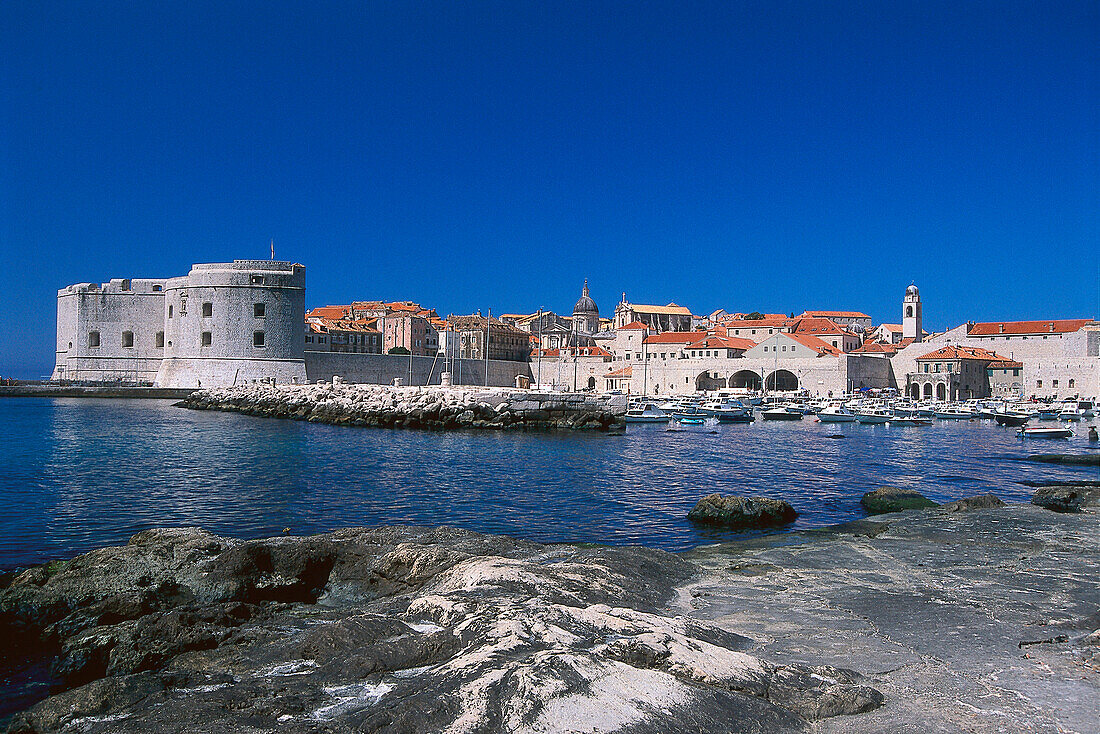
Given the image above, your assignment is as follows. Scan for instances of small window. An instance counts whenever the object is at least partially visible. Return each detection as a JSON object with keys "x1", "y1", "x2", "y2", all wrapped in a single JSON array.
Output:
[
  {"x1": 121, "y1": 279, "x2": 131, "y2": 291},
  {"x1": 1052, "y1": 379, "x2": 1059, "y2": 388},
  {"x1": 251, "y1": 274, "x2": 264, "y2": 285},
  {"x1": 1037, "y1": 380, "x2": 1042, "y2": 388},
  {"x1": 254, "y1": 303, "x2": 266, "y2": 318},
  {"x1": 155, "y1": 331, "x2": 164, "y2": 348},
  {"x1": 152, "y1": 284, "x2": 162, "y2": 292},
  {"x1": 201, "y1": 331, "x2": 212, "y2": 347},
  {"x1": 253, "y1": 331, "x2": 265, "y2": 347},
  {"x1": 202, "y1": 302, "x2": 212, "y2": 318},
  {"x1": 122, "y1": 331, "x2": 134, "y2": 348},
  {"x1": 168, "y1": 305, "x2": 173, "y2": 318},
  {"x1": 88, "y1": 331, "x2": 100, "y2": 348}
]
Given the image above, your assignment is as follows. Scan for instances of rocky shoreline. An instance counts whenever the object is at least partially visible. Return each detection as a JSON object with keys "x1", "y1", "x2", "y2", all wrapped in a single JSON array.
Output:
[
  {"x1": 178, "y1": 382, "x2": 628, "y2": 432},
  {"x1": 2, "y1": 499, "x2": 1097, "y2": 733}
]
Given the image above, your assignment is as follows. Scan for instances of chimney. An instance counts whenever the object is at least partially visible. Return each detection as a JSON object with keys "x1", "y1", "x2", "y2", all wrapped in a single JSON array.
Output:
[
  {"x1": 999, "y1": 324, "x2": 1005, "y2": 333},
  {"x1": 1049, "y1": 322, "x2": 1055, "y2": 332}
]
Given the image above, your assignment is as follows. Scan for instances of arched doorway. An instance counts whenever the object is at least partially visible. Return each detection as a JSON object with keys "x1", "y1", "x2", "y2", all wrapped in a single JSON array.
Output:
[
  {"x1": 765, "y1": 370, "x2": 798, "y2": 391},
  {"x1": 936, "y1": 383, "x2": 946, "y2": 401},
  {"x1": 923, "y1": 383, "x2": 933, "y2": 398},
  {"x1": 909, "y1": 383, "x2": 920, "y2": 399},
  {"x1": 695, "y1": 371, "x2": 726, "y2": 392},
  {"x1": 587, "y1": 376, "x2": 596, "y2": 390},
  {"x1": 730, "y1": 370, "x2": 762, "y2": 390}
]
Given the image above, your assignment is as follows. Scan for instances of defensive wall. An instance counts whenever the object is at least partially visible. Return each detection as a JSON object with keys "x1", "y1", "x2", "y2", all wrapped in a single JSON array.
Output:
[{"x1": 304, "y1": 351, "x2": 532, "y2": 388}]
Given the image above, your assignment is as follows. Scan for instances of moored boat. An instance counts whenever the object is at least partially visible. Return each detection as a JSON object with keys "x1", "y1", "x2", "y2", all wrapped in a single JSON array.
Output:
[
  {"x1": 1017, "y1": 426, "x2": 1073, "y2": 439},
  {"x1": 817, "y1": 405, "x2": 858, "y2": 423},
  {"x1": 889, "y1": 416, "x2": 932, "y2": 426},
  {"x1": 993, "y1": 411, "x2": 1029, "y2": 427},
  {"x1": 855, "y1": 408, "x2": 892, "y2": 424},
  {"x1": 625, "y1": 403, "x2": 670, "y2": 423},
  {"x1": 761, "y1": 405, "x2": 803, "y2": 421}
]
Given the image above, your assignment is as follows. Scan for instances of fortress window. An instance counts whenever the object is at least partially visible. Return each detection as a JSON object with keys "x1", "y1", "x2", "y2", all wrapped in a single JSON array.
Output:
[
  {"x1": 152, "y1": 285, "x2": 162, "y2": 292},
  {"x1": 121, "y1": 279, "x2": 131, "y2": 291},
  {"x1": 202, "y1": 302, "x2": 213, "y2": 318},
  {"x1": 168, "y1": 305, "x2": 173, "y2": 318},
  {"x1": 88, "y1": 331, "x2": 100, "y2": 348},
  {"x1": 122, "y1": 331, "x2": 134, "y2": 348},
  {"x1": 251, "y1": 275, "x2": 265, "y2": 285},
  {"x1": 254, "y1": 303, "x2": 266, "y2": 318},
  {"x1": 155, "y1": 332, "x2": 164, "y2": 348},
  {"x1": 201, "y1": 331, "x2": 212, "y2": 347},
  {"x1": 1069, "y1": 379, "x2": 1075, "y2": 388},
  {"x1": 253, "y1": 331, "x2": 265, "y2": 347}
]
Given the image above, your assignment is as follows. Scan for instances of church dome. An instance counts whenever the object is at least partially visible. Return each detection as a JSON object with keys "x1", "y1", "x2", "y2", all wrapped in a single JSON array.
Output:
[
  {"x1": 573, "y1": 279, "x2": 598, "y2": 316},
  {"x1": 906, "y1": 284, "x2": 919, "y2": 296}
]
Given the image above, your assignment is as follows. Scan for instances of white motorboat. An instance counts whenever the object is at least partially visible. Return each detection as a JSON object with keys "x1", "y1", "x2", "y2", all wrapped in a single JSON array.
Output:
[
  {"x1": 1018, "y1": 426, "x2": 1073, "y2": 439},
  {"x1": 1058, "y1": 405, "x2": 1084, "y2": 421},
  {"x1": 625, "y1": 403, "x2": 670, "y2": 423},
  {"x1": 761, "y1": 405, "x2": 803, "y2": 421},
  {"x1": 890, "y1": 416, "x2": 933, "y2": 426},
  {"x1": 935, "y1": 406, "x2": 978, "y2": 419},
  {"x1": 817, "y1": 405, "x2": 858, "y2": 423},
  {"x1": 855, "y1": 408, "x2": 892, "y2": 424}
]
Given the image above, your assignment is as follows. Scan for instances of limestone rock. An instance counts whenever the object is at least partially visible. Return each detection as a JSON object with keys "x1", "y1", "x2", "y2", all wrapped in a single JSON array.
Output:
[
  {"x1": 1, "y1": 526, "x2": 880, "y2": 733},
  {"x1": 687, "y1": 494, "x2": 798, "y2": 529},
  {"x1": 941, "y1": 493, "x2": 1006, "y2": 512},
  {"x1": 1031, "y1": 485, "x2": 1100, "y2": 513},
  {"x1": 860, "y1": 486, "x2": 939, "y2": 514}
]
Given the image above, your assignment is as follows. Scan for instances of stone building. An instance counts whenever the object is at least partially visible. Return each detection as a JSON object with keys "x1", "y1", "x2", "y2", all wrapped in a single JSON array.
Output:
[
  {"x1": 52, "y1": 278, "x2": 167, "y2": 383},
  {"x1": 905, "y1": 345, "x2": 1016, "y2": 401},
  {"x1": 797, "y1": 310, "x2": 873, "y2": 332},
  {"x1": 902, "y1": 285, "x2": 923, "y2": 342},
  {"x1": 447, "y1": 315, "x2": 531, "y2": 362},
  {"x1": 54, "y1": 260, "x2": 307, "y2": 387},
  {"x1": 612, "y1": 294, "x2": 692, "y2": 332}
]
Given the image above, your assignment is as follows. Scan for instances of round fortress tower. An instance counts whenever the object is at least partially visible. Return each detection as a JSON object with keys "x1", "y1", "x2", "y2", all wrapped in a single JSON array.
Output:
[{"x1": 155, "y1": 260, "x2": 306, "y2": 388}]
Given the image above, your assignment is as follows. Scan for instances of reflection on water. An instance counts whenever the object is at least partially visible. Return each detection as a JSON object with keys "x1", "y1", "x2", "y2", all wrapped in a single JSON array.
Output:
[{"x1": 0, "y1": 398, "x2": 1096, "y2": 568}]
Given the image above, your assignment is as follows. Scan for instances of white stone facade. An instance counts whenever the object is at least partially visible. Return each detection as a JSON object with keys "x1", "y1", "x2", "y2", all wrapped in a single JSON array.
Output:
[{"x1": 52, "y1": 261, "x2": 307, "y2": 388}]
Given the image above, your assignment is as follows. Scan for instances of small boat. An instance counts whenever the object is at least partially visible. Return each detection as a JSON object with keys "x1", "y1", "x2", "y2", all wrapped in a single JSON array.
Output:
[
  {"x1": 817, "y1": 405, "x2": 858, "y2": 423},
  {"x1": 890, "y1": 416, "x2": 932, "y2": 426},
  {"x1": 935, "y1": 406, "x2": 978, "y2": 419},
  {"x1": 761, "y1": 405, "x2": 803, "y2": 421},
  {"x1": 1058, "y1": 405, "x2": 1084, "y2": 421},
  {"x1": 855, "y1": 408, "x2": 892, "y2": 424},
  {"x1": 677, "y1": 416, "x2": 707, "y2": 425},
  {"x1": 1036, "y1": 407, "x2": 1060, "y2": 421},
  {"x1": 625, "y1": 403, "x2": 670, "y2": 423},
  {"x1": 1018, "y1": 426, "x2": 1073, "y2": 439},
  {"x1": 993, "y1": 411, "x2": 1029, "y2": 427}
]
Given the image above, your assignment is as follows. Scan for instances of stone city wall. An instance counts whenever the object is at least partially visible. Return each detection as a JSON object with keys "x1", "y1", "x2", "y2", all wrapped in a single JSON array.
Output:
[{"x1": 304, "y1": 351, "x2": 532, "y2": 388}]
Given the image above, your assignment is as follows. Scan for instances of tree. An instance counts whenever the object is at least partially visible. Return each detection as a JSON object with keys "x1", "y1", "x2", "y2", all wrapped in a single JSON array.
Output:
[
  {"x1": 388, "y1": 346, "x2": 410, "y2": 355},
  {"x1": 744, "y1": 312, "x2": 765, "y2": 320}
]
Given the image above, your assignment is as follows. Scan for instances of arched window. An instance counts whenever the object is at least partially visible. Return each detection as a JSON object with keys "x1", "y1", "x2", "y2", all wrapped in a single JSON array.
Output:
[{"x1": 906, "y1": 306, "x2": 913, "y2": 317}]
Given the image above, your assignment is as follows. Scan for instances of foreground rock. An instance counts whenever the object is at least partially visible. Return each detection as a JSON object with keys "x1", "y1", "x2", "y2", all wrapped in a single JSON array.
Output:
[
  {"x1": 1, "y1": 527, "x2": 880, "y2": 733},
  {"x1": 688, "y1": 494, "x2": 799, "y2": 529},
  {"x1": 685, "y1": 506, "x2": 1100, "y2": 733},
  {"x1": 859, "y1": 486, "x2": 938, "y2": 514},
  {"x1": 179, "y1": 382, "x2": 627, "y2": 432},
  {"x1": 941, "y1": 493, "x2": 1006, "y2": 512},
  {"x1": 1031, "y1": 485, "x2": 1100, "y2": 513},
  {"x1": 1026, "y1": 453, "x2": 1100, "y2": 466}
]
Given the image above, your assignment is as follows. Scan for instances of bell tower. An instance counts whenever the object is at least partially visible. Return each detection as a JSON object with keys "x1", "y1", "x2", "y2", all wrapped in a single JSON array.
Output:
[{"x1": 903, "y1": 283, "x2": 922, "y2": 342}]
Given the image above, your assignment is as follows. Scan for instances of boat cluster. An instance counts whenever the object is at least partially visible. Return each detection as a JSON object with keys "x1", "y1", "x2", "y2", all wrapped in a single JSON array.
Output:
[{"x1": 625, "y1": 393, "x2": 1096, "y2": 439}]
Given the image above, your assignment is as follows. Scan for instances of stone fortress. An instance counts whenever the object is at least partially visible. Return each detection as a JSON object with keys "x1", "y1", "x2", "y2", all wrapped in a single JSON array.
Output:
[{"x1": 53, "y1": 260, "x2": 307, "y2": 388}]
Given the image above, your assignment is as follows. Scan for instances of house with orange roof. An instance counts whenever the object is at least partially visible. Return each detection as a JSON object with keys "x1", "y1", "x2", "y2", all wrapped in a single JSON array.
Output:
[
  {"x1": 788, "y1": 317, "x2": 862, "y2": 352},
  {"x1": 612, "y1": 294, "x2": 693, "y2": 332},
  {"x1": 797, "y1": 310, "x2": 872, "y2": 331},
  {"x1": 905, "y1": 345, "x2": 1019, "y2": 401}
]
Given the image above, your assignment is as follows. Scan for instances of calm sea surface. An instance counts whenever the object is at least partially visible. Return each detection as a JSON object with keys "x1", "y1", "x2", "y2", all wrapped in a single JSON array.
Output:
[{"x1": 1, "y1": 398, "x2": 1097, "y2": 569}]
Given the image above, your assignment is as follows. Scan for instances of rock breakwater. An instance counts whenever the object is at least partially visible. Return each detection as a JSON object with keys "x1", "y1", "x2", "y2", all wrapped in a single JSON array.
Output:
[{"x1": 179, "y1": 382, "x2": 628, "y2": 432}]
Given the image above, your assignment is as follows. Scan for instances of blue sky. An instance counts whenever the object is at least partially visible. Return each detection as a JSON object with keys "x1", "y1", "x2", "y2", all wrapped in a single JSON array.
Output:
[{"x1": 2, "y1": 1, "x2": 1097, "y2": 377}]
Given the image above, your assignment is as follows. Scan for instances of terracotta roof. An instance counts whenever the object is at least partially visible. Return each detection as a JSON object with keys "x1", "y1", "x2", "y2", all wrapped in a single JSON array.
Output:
[
  {"x1": 721, "y1": 317, "x2": 792, "y2": 330},
  {"x1": 617, "y1": 321, "x2": 650, "y2": 330},
  {"x1": 799, "y1": 310, "x2": 871, "y2": 319},
  {"x1": 605, "y1": 365, "x2": 633, "y2": 378},
  {"x1": 966, "y1": 319, "x2": 1091, "y2": 336},
  {"x1": 643, "y1": 331, "x2": 707, "y2": 345},
  {"x1": 307, "y1": 305, "x2": 351, "y2": 320},
  {"x1": 685, "y1": 335, "x2": 756, "y2": 351},
  {"x1": 876, "y1": 324, "x2": 903, "y2": 333},
  {"x1": 790, "y1": 317, "x2": 852, "y2": 337},
  {"x1": 916, "y1": 345, "x2": 1014, "y2": 363},
  {"x1": 785, "y1": 333, "x2": 842, "y2": 356}
]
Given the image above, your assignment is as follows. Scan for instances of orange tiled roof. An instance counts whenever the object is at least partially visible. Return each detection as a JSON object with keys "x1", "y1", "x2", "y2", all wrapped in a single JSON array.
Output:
[
  {"x1": 790, "y1": 317, "x2": 852, "y2": 337},
  {"x1": 786, "y1": 333, "x2": 842, "y2": 356},
  {"x1": 617, "y1": 321, "x2": 649, "y2": 330},
  {"x1": 916, "y1": 345, "x2": 1014, "y2": 363},
  {"x1": 605, "y1": 365, "x2": 633, "y2": 378},
  {"x1": 721, "y1": 317, "x2": 793, "y2": 330},
  {"x1": 851, "y1": 341, "x2": 897, "y2": 354},
  {"x1": 307, "y1": 305, "x2": 351, "y2": 320},
  {"x1": 686, "y1": 335, "x2": 756, "y2": 350},
  {"x1": 966, "y1": 319, "x2": 1091, "y2": 336}
]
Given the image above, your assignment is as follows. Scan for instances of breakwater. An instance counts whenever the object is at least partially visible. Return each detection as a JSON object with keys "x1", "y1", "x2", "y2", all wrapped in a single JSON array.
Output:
[{"x1": 179, "y1": 381, "x2": 628, "y2": 431}]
